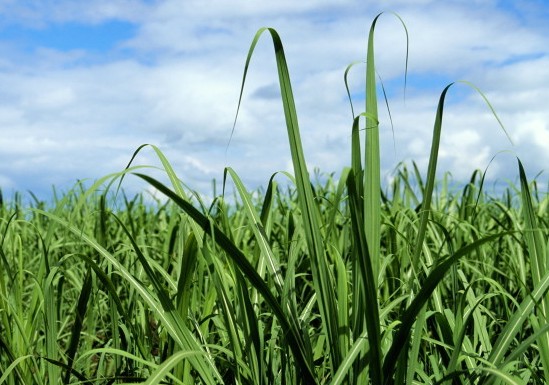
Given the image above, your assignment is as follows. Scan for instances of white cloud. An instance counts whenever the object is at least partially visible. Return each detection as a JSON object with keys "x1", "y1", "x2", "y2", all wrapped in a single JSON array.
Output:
[{"x1": 0, "y1": 0, "x2": 548, "y2": 200}]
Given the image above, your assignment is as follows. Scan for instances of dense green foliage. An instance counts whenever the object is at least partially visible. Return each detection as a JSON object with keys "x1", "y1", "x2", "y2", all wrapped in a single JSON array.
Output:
[
  {"x1": 1, "y1": 13, "x2": 548, "y2": 385},
  {"x1": 1, "y1": 164, "x2": 548, "y2": 385}
]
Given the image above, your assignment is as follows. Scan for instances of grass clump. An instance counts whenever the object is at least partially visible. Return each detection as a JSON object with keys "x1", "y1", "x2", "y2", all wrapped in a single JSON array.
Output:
[{"x1": 1, "y1": 12, "x2": 549, "y2": 385}]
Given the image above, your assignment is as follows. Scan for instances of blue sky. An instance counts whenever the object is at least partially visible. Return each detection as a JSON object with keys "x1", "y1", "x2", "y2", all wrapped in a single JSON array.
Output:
[
  {"x1": 1, "y1": 20, "x2": 136, "y2": 52},
  {"x1": 0, "y1": 0, "x2": 548, "y2": 201}
]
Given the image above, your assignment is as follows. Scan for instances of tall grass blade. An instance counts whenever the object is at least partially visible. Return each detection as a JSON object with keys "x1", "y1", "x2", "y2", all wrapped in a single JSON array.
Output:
[
  {"x1": 63, "y1": 268, "x2": 92, "y2": 384},
  {"x1": 364, "y1": 12, "x2": 408, "y2": 285},
  {"x1": 517, "y1": 159, "x2": 549, "y2": 378},
  {"x1": 347, "y1": 169, "x2": 382, "y2": 383},
  {"x1": 44, "y1": 266, "x2": 60, "y2": 385},
  {"x1": 224, "y1": 167, "x2": 284, "y2": 294},
  {"x1": 234, "y1": 26, "x2": 340, "y2": 374},
  {"x1": 411, "y1": 81, "x2": 511, "y2": 271}
]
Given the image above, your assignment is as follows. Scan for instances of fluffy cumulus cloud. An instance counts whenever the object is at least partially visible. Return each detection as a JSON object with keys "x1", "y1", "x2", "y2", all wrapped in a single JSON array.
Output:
[{"x1": 0, "y1": 0, "x2": 548, "y2": 201}]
